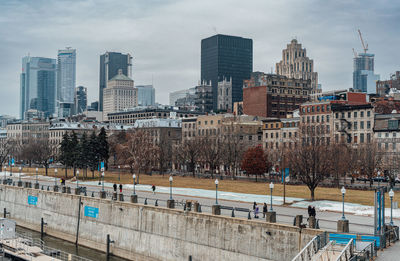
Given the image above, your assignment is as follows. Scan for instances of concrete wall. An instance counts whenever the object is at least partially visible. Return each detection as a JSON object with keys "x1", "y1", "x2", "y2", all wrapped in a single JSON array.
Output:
[{"x1": 0, "y1": 185, "x2": 322, "y2": 261}]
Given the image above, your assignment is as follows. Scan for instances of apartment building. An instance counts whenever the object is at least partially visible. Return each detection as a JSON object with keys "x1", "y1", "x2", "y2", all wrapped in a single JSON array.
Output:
[{"x1": 263, "y1": 111, "x2": 300, "y2": 150}]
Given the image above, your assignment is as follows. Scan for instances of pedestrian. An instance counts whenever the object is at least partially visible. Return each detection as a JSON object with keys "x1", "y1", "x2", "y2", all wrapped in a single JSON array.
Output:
[
  {"x1": 113, "y1": 183, "x2": 117, "y2": 192},
  {"x1": 255, "y1": 205, "x2": 259, "y2": 219},
  {"x1": 253, "y1": 201, "x2": 257, "y2": 211},
  {"x1": 308, "y1": 205, "x2": 312, "y2": 217},
  {"x1": 263, "y1": 203, "x2": 268, "y2": 218},
  {"x1": 152, "y1": 185, "x2": 156, "y2": 194},
  {"x1": 311, "y1": 206, "x2": 316, "y2": 217},
  {"x1": 119, "y1": 184, "x2": 122, "y2": 193}
]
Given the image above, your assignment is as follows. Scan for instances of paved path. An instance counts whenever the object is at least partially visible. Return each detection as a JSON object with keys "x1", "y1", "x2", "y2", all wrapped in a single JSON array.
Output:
[
  {"x1": 8, "y1": 175, "x2": 387, "y2": 235},
  {"x1": 376, "y1": 241, "x2": 400, "y2": 260}
]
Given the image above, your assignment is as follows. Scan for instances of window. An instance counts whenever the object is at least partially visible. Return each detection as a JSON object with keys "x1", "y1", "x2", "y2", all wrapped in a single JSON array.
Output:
[
  {"x1": 360, "y1": 121, "x2": 364, "y2": 129},
  {"x1": 353, "y1": 122, "x2": 358, "y2": 130},
  {"x1": 361, "y1": 111, "x2": 364, "y2": 117},
  {"x1": 367, "y1": 121, "x2": 371, "y2": 129},
  {"x1": 393, "y1": 143, "x2": 396, "y2": 150},
  {"x1": 335, "y1": 113, "x2": 339, "y2": 119},
  {"x1": 283, "y1": 132, "x2": 287, "y2": 138},
  {"x1": 386, "y1": 133, "x2": 389, "y2": 138},
  {"x1": 249, "y1": 135, "x2": 252, "y2": 141},
  {"x1": 270, "y1": 133, "x2": 273, "y2": 138},
  {"x1": 394, "y1": 133, "x2": 397, "y2": 138},
  {"x1": 321, "y1": 115, "x2": 325, "y2": 122},
  {"x1": 354, "y1": 111, "x2": 357, "y2": 118},
  {"x1": 360, "y1": 133, "x2": 364, "y2": 143},
  {"x1": 210, "y1": 120, "x2": 213, "y2": 125},
  {"x1": 276, "y1": 133, "x2": 279, "y2": 138},
  {"x1": 205, "y1": 121, "x2": 208, "y2": 125},
  {"x1": 388, "y1": 120, "x2": 399, "y2": 130},
  {"x1": 327, "y1": 115, "x2": 330, "y2": 122},
  {"x1": 367, "y1": 111, "x2": 371, "y2": 117},
  {"x1": 367, "y1": 133, "x2": 371, "y2": 143},
  {"x1": 385, "y1": 143, "x2": 389, "y2": 150}
]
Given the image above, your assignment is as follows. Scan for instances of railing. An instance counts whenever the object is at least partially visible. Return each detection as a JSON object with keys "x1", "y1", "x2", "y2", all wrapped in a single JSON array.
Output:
[
  {"x1": 291, "y1": 235, "x2": 321, "y2": 261},
  {"x1": 336, "y1": 238, "x2": 354, "y2": 261},
  {"x1": 355, "y1": 241, "x2": 376, "y2": 260}
]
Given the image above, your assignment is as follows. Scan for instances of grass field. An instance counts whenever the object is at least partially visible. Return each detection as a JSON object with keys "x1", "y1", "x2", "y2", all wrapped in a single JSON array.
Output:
[{"x1": 13, "y1": 167, "x2": 398, "y2": 207}]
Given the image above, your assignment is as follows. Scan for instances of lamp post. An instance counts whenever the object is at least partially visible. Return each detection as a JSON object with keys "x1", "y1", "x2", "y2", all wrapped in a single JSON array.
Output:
[
  {"x1": 389, "y1": 189, "x2": 394, "y2": 226},
  {"x1": 19, "y1": 167, "x2": 22, "y2": 183},
  {"x1": 132, "y1": 174, "x2": 136, "y2": 195},
  {"x1": 36, "y1": 167, "x2": 39, "y2": 184},
  {"x1": 76, "y1": 170, "x2": 79, "y2": 189},
  {"x1": 341, "y1": 186, "x2": 346, "y2": 220},
  {"x1": 169, "y1": 176, "x2": 173, "y2": 200},
  {"x1": 54, "y1": 169, "x2": 58, "y2": 186},
  {"x1": 118, "y1": 165, "x2": 121, "y2": 181},
  {"x1": 269, "y1": 182, "x2": 274, "y2": 211},
  {"x1": 215, "y1": 179, "x2": 219, "y2": 205}
]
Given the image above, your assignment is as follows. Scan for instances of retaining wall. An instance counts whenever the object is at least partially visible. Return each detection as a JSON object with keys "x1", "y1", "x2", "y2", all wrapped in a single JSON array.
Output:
[{"x1": 0, "y1": 185, "x2": 322, "y2": 260}]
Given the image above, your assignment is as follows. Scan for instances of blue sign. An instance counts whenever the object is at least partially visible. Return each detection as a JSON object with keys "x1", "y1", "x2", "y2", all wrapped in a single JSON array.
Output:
[
  {"x1": 281, "y1": 168, "x2": 290, "y2": 183},
  {"x1": 84, "y1": 206, "x2": 99, "y2": 218},
  {"x1": 28, "y1": 196, "x2": 38, "y2": 206}
]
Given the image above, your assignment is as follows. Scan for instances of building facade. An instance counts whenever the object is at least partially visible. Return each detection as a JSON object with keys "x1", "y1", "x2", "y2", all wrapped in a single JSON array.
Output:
[
  {"x1": 201, "y1": 34, "x2": 253, "y2": 110},
  {"x1": 57, "y1": 47, "x2": 76, "y2": 117},
  {"x1": 243, "y1": 72, "x2": 311, "y2": 118},
  {"x1": 217, "y1": 77, "x2": 232, "y2": 111},
  {"x1": 74, "y1": 86, "x2": 87, "y2": 115},
  {"x1": 194, "y1": 81, "x2": 213, "y2": 112},
  {"x1": 20, "y1": 56, "x2": 57, "y2": 120},
  {"x1": 376, "y1": 71, "x2": 400, "y2": 97},
  {"x1": 103, "y1": 70, "x2": 137, "y2": 120},
  {"x1": 276, "y1": 39, "x2": 319, "y2": 95},
  {"x1": 353, "y1": 53, "x2": 380, "y2": 93},
  {"x1": 263, "y1": 112, "x2": 300, "y2": 151},
  {"x1": 169, "y1": 88, "x2": 196, "y2": 106},
  {"x1": 136, "y1": 85, "x2": 155, "y2": 106},
  {"x1": 99, "y1": 52, "x2": 132, "y2": 111}
]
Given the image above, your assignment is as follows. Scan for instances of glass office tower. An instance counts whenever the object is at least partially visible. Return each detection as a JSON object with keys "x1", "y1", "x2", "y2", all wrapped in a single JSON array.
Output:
[
  {"x1": 353, "y1": 53, "x2": 380, "y2": 94},
  {"x1": 20, "y1": 56, "x2": 57, "y2": 119},
  {"x1": 57, "y1": 47, "x2": 76, "y2": 117},
  {"x1": 99, "y1": 52, "x2": 132, "y2": 111},
  {"x1": 136, "y1": 85, "x2": 155, "y2": 106},
  {"x1": 201, "y1": 34, "x2": 253, "y2": 111}
]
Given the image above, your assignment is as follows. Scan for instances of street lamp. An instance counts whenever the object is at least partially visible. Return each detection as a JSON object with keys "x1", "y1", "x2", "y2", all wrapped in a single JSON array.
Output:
[
  {"x1": 215, "y1": 179, "x2": 219, "y2": 205},
  {"x1": 132, "y1": 174, "x2": 136, "y2": 195},
  {"x1": 169, "y1": 175, "x2": 173, "y2": 200},
  {"x1": 35, "y1": 167, "x2": 39, "y2": 185},
  {"x1": 118, "y1": 165, "x2": 121, "y2": 181},
  {"x1": 54, "y1": 168, "x2": 58, "y2": 186},
  {"x1": 269, "y1": 182, "x2": 274, "y2": 211},
  {"x1": 389, "y1": 189, "x2": 395, "y2": 226},
  {"x1": 341, "y1": 186, "x2": 346, "y2": 220},
  {"x1": 76, "y1": 170, "x2": 79, "y2": 189},
  {"x1": 101, "y1": 171, "x2": 105, "y2": 192}
]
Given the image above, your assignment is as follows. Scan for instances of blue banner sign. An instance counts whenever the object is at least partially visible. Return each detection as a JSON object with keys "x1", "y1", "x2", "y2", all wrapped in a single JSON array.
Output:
[
  {"x1": 84, "y1": 206, "x2": 99, "y2": 218},
  {"x1": 28, "y1": 196, "x2": 38, "y2": 206}
]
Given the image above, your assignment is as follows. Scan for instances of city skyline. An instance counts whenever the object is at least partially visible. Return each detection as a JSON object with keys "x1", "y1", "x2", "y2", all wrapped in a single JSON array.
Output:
[{"x1": 1, "y1": 0, "x2": 400, "y2": 117}]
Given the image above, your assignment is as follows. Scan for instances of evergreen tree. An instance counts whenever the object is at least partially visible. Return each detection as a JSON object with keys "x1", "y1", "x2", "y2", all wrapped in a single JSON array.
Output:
[
  {"x1": 97, "y1": 127, "x2": 109, "y2": 169},
  {"x1": 88, "y1": 131, "x2": 99, "y2": 178},
  {"x1": 59, "y1": 132, "x2": 71, "y2": 177},
  {"x1": 77, "y1": 132, "x2": 89, "y2": 177},
  {"x1": 70, "y1": 131, "x2": 79, "y2": 176}
]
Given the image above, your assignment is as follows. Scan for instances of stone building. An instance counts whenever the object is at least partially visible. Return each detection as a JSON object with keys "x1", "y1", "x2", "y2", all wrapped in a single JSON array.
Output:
[
  {"x1": 376, "y1": 71, "x2": 400, "y2": 97},
  {"x1": 194, "y1": 81, "x2": 213, "y2": 112},
  {"x1": 243, "y1": 72, "x2": 311, "y2": 118},
  {"x1": 7, "y1": 121, "x2": 50, "y2": 145},
  {"x1": 134, "y1": 118, "x2": 182, "y2": 146},
  {"x1": 217, "y1": 77, "x2": 232, "y2": 112},
  {"x1": 276, "y1": 39, "x2": 319, "y2": 95},
  {"x1": 181, "y1": 117, "x2": 197, "y2": 140},
  {"x1": 103, "y1": 69, "x2": 137, "y2": 121}
]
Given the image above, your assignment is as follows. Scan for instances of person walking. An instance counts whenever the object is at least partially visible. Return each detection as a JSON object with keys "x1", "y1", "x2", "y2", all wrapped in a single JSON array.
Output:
[
  {"x1": 263, "y1": 203, "x2": 268, "y2": 218},
  {"x1": 311, "y1": 206, "x2": 316, "y2": 217},
  {"x1": 119, "y1": 184, "x2": 123, "y2": 193},
  {"x1": 254, "y1": 205, "x2": 259, "y2": 219},
  {"x1": 113, "y1": 183, "x2": 117, "y2": 192},
  {"x1": 152, "y1": 185, "x2": 156, "y2": 194},
  {"x1": 308, "y1": 205, "x2": 312, "y2": 217},
  {"x1": 253, "y1": 202, "x2": 257, "y2": 211}
]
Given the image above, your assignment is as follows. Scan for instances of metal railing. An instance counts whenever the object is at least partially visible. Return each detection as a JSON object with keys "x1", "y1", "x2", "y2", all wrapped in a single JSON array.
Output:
[
  {"x1": 336, "y1": 238, "x2": 354, "y2": 261},
  {"x1": 291, "y1": 235, "x2": 321, "y2": 261}
]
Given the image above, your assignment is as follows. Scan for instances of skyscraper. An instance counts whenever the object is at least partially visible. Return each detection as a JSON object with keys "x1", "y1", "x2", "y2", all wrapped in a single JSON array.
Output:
[
  {"x1": 136, "y1": 85, "x2": 155, "y2": 106},
  {"x1": 276, "y1": 39, "x2": 319, "y2": 95},
  {"x1": 353, "y1": 53, "x2": 380, "y2": 93},
  {"x1": 20, "y1": 56, "x2": 57, "y2": 120},
  {"x1": 99, "y1": 52, "x2": 132, "y2": 111},
  {"x1": 201, "y1": 34, "x2": 253, "y2": 111},
  {"x1": 57, "y1": 47, "x2": 76, "y2": 117},
  {"x1": 74, "y1": 86, "x2": 87, "y2": 114}
]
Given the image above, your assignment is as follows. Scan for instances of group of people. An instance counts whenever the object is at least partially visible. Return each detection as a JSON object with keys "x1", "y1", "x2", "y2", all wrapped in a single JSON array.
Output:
[
  {"x1": 253, "y1": 202, "x2": 268, "y2": 219},
  {"x1": 113, "y1": 183, "x2": 123, "y2": 193}
]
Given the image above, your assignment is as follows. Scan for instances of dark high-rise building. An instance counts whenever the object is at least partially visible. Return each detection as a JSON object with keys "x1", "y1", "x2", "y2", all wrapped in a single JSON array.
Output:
[
  {"x1": 99, "y1": 52, "x2": 132, "y2": 111},
  {"x1": 201, "y1": 34, "x2": 252, "y2": 111}
]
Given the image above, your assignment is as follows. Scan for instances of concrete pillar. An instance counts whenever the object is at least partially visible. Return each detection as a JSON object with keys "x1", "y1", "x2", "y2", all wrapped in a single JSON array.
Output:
[
  {"x1": 2, "y1": 180, "x2": 7, "y2": 185},
  {"x1": 167, "y1": 199, "x2": 175, "y2": 209},
  {"x1": 66, "y1": 187, "x2": 71, "y2": 194},
  {"x1": 337, "y1": 219, "x2": 349, "y2": 233},
  {"x1": 295, "y1": 215, "x2": 303, "y2": 227},
  {"x1": 100, "y1": 191, "x2": 106, "y2": 199},
  {"x1": 130, "y1": 195, "x2": 138, "y2": 203},
  {"x1": 212, "y1": 205, "x2": 221, "y2": 215},
  {"x1": 193, "y1": 202, "x2": 200, "y2": 212},
  {"x1": 308, "y1": 216, "x2": 316, "y2": 229},
  {"x1": 34, "y1": 183, "x2": 40, "y2": 189},
  {"x1": 185, "y1": 202, "x2": 192, "y2": 211},
  {"x1": 112, "y1": 192, "x2": 117, "y2": 200},
  {"x1": 17, "y1": 181, "x2": 23, "y2": 187},
  {"x1": 119, "y1": 194, "x2": 124, "y2": 202},
  {"x1": 62, "y1": 186, "x2": 66, "y2": 193},
  {"x1": 53, "y1": 185, "x2": 59, "y2": 192},
  {"x1": 74, "y1": 188, "x2": 80, "y2": 195},
  {"x1": 265, "y1": 212, "x2": 276, "y2": 223}
]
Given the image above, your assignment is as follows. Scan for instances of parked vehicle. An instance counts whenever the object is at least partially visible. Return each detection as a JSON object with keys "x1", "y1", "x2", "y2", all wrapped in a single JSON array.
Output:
[{"x1": 372, "y1": 176, "x2": 388, "y2": 182}]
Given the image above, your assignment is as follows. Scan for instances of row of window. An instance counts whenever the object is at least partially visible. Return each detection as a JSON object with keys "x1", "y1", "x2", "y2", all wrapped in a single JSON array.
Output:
[
  {"x1": 265, "y1": 131, "x2": 298, "y2": 139},
  {"x1": 302, "y1": 115, "x2": 331, "y2": 123},
  {"x1": 335, "y1": 110, "x2": 372, "y2": 119},
  {"x1": 197, "y1": 119, "x2": 221, "y2": 126},
  {"x1": 302, "y1": 104, "x2": 331, "y2": 114}
]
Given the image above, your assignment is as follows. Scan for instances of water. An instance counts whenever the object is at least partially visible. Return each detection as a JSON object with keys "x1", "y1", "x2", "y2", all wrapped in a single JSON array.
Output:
[{"x1": 15, "y1": 226, "x2": 128, "y2": 261}]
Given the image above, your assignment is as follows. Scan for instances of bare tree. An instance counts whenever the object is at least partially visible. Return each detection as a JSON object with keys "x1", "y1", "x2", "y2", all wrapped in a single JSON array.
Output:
[
  {"x1": 0, "y1": 139, "x2": 14, "y2": 170},
  {"x1": 199, "y1": 136, "x2": 223, "y2": 178},
  {"x1": 33, "y1": 138, "x2": 56, "y2": 176},
  {"x1": 356, "y1": 143, "x2": 382, "y2": 187},
  {"x1": 155, "y1": 131, "x2": 173, "y2": 176},
  {"x1": 175, "y1": 138, "x2": 201, "y2": 177},
  {"x1": 222, "y1": 127, "x2": 246, "y2": 179}
]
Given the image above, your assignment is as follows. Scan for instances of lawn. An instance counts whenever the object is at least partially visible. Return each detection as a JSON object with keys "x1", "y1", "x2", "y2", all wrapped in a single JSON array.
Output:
[{"x1": 14, "y1": 167, "x2": 397, "y2": 207}]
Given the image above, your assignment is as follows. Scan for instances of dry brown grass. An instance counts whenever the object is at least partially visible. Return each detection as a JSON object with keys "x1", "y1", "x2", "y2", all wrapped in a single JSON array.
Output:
[{"x1": 17, "y1": 167, "x2": 397, "y2": 207}]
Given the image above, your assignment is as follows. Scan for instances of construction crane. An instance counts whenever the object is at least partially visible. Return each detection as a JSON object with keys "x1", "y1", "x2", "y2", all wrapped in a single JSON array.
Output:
[
  {"x1": 352, "y1": 48, "x2": 357, "y2": 58},
  {"x1": 358, "y1": 29, "x2": 368, "y2": 53}
]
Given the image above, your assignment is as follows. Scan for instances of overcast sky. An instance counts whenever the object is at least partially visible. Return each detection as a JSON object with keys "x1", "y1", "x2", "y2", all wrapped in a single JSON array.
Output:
[{"x1": 0, "y1": 0, "x2": 399, "y2": 117}]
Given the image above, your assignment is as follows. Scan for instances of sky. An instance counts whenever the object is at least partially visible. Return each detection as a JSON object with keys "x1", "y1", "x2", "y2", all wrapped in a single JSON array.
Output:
[{"x1": 0, "y1": 0, "x2": 399, "y2": 117}]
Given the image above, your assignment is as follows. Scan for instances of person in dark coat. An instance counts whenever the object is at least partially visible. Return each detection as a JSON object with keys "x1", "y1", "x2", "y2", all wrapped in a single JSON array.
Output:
[
  {"x1": 263, "y1": 203, "x2": 268, "y2": 218},
  {"x1": 113, "y1": 183, "x2": 117, "y2": 192},
  {"x1": 308, "y1": 205, "x2": 312, "y2": 217},
  {"x1": 119, "y1": 184, "x2": 123, "y2": 193},
  {"x1": 311, "y1": 207, "x2": 316, "y2": 217},
  {"x1": 152, "y1": 185, "x2": 156, "y2": 194}
]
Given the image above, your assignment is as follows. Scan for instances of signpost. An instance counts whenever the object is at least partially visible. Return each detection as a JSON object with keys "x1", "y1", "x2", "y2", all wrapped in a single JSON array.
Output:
[
  {"x1": 28, "y1": 196, "x2": 38, "y2": 206},
  {"x1": 84, "y1": 206, "x2": 99, "y2": 218}
]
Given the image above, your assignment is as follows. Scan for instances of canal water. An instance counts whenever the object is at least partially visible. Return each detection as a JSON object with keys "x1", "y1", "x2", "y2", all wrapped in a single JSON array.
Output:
[{"x1": 15, "y1": 226, "x2": 128, "y2": 261}]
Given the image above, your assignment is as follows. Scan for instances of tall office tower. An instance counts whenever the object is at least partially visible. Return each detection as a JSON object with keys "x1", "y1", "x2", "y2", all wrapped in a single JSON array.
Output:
[
  {"x1": 20, "y1": 56, "x2": 57, "y2": 120},
  {"x1": 276, "y1": 39, "x2": 319, "y2": 95},
  {"x1": 136, "y1": 85, "x2": 155, "y2": 106},
  {"x1": 103, "y1": 69, "x2": 137, "y2": 120},
  {"x1": 99, "y1": 52, "x2": 132, "y2": 111},
  {"x1": 353, "y1": 53, "x2": 380, "y2": 93},
  {"x1": 74, "y1": 86, "x2": 87, "y2": 115},
  {"x1": 201, "y1": 34, "x2": 253, "y2": 111},
  {"x1": 57, "y1": 47, "x2": 76, "y2": 117}
]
